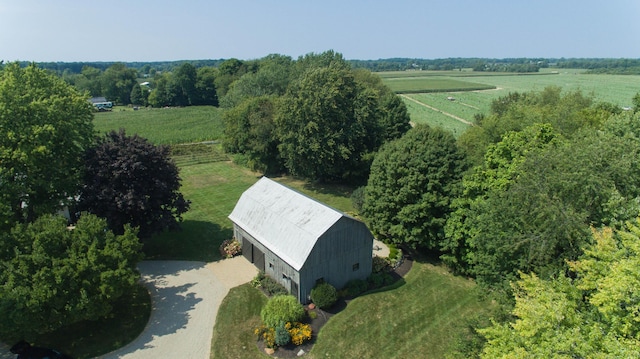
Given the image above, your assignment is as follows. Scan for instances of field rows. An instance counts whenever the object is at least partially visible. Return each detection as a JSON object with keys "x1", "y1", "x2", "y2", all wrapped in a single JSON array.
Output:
[
  {"x1": 93, "y1": 106, "x2": 225, "y2": 145},
  {"x1": 386, "y1": 70, "x2": 640, "y2": 133}
]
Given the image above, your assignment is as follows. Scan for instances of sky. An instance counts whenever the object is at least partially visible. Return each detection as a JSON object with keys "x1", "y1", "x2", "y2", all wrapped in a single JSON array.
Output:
[{"x1": 1, "y1": 0, "x2": 639, "y2": 62}]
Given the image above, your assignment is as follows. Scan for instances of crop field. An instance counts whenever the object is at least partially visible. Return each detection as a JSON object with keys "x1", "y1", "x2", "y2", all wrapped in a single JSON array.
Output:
[
  {"x1": 383, "y1": 69, "x2": 640, "y2": 133},
  {"x1": 384, "y1": 77, "x2": 495, "y2": 94},
  {"x1": 93, "y1": 106, "x2": 225, "y2": 145}
]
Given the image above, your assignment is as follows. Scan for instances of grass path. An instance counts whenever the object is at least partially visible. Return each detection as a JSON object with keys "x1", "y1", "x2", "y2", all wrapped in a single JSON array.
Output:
[{"x1": 400, "y1": 94, "x2": 475, "y2": 126}]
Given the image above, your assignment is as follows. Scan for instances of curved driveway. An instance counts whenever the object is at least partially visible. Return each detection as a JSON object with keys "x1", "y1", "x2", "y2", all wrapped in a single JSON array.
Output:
[
  {"x1": 0, "y1": 257, "x2": 257, "y2": 359},
  {"x1": 101, "y1": 258, "x2": 257, "y2": 359}
]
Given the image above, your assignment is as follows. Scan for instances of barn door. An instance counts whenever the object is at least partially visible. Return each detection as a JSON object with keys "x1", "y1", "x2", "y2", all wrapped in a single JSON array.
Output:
[
  {"x1": 291, "y1": 280, "x2": 299, "y2": 299},
  {"x1": 242, "y1": 237, "x2": 252, "y2": 262},
  {"x1": 253, "y1": 245, "x2": 265, "y2": 271}
]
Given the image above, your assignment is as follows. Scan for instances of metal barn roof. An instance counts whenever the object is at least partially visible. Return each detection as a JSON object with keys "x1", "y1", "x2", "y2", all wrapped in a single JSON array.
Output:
[{"x1": 228, "y1": 177, "x2": 346, "y2": 270}]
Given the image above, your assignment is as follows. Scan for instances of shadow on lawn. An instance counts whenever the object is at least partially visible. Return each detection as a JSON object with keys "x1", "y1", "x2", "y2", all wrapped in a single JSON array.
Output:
[{"x1": 144, "y1": 220, "x2": 232, "y2": 262}]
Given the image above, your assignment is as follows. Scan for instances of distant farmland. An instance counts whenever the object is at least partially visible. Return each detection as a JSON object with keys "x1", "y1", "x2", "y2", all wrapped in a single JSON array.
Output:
[
  {"x1": 382, "y1": 69, "x2": 640, "y2": 135},
  {"x1": 384, "y1": 77, "x2": 495, "y2": 94}
]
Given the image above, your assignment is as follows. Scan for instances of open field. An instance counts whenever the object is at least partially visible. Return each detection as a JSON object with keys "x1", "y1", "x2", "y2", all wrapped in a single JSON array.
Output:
[
  {"x1": 93, "y1": 106, "x2": 225, "y2": 145},
  {"x1": 384, "y1": 70, "x2": 640, "y2": 131}
]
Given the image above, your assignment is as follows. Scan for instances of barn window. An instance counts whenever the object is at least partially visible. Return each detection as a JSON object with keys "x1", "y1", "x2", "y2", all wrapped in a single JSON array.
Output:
[
  {"x1": 269, "y1": 262, "x2": 273, "y2": 268},
  {"x1": 352, "y1": 263, "x2": 360, "y2": 271}
]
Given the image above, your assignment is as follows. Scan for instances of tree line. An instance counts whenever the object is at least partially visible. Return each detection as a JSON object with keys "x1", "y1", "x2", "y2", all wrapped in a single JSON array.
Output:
[
  {"x1": 0, "y1": 63, "x2": 190, "y2": 340},
  {"x1": 221, "y1": 51, "x2": 412, "y2": 183}
]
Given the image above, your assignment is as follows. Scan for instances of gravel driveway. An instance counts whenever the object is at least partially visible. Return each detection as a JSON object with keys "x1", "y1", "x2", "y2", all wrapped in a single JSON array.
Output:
[{"x1": 0, "y1": 257, "x2": 257, "y2": 359}]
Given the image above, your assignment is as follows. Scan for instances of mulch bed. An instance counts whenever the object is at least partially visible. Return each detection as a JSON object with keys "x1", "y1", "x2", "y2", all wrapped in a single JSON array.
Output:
[{"x1": 258, "y1": 255, "x2": 414, "y2": 357}]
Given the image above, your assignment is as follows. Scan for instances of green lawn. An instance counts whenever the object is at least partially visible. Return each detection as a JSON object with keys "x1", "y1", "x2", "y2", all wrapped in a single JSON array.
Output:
[
  {"x1": 309, "y1": 261, "x2": 493, "y2": 359},
  {"x1": 210, "y1": 260, "x2": 495, "y2": 359},
  {"x1": 93, "y1": 106, "x2": 225, "y2": 145},
  {"x1": 144, "y1": 160, "x2": 262, "y2": 261},
  {"x1": 210, "y1": 283, "x2": 269, "y2": 359}
]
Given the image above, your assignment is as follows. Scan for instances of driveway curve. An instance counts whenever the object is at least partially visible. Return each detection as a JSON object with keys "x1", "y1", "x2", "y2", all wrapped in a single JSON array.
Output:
[
  {"x1": 101, "y1": 258, "x2": 257, "y2": 359},
  {"x1": 0, "y1": 257, "x2": 257, "y2": 359}
]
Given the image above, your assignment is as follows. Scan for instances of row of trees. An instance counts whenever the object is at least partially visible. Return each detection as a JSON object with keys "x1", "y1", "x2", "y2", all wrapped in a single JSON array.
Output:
[
  {"x1": 222, "y1": 51, "x2": 412, "y2": 183},
  {"x1": 358, "y1": 84, "x2": 640, "y2": 356},
  {"x1": 63, "y1": 62, "x2": 219, "y2": 107},
  {"x1": 0, "y1": 63, "x2": 189, "y2": 339}
]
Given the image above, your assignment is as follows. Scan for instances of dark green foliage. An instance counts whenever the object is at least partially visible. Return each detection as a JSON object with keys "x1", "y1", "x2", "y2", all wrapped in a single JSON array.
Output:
[
  {"x1": 367, "y1": 272, "x2": 394, "y2": 290},
  {"x1": 310, "y1": 282, "x2": 338, "y2": 309},
  {"x1": 260, "y1": 295, "x2": 305, "y2": 329},
  {"x1": 101, "y1": 63, "x2": 137, "y2": 105},
  {"x1": 0, "y1": 63, "x2": 95, "y2": 227},
  {"x1": 363, "y1": 125, "x2": 467, "y2": 250},
  {"x1": 372, "y1": 256, "x2": 391, "y2": 273},
  {"x1": 129, "y1": 83, "x2": 148, "y2": 106},
  {"x1": 222, "y1": 96, "x2": 283, "y2": 174},
  {"x1": 0, "y1": 214, "x2": 142, "y2": 339},
  {"x1": 343, "y1": 279, "x2": 369, "y2": 298},
  {"x1": 274, "y1": 322, "x2": 291, "y2": 347},
  {"x1": 221, "y1": 51, "x2": 410, "y2": 183},
  {"x1": 79, "y1": 130, "x2": 190, "y2": 239},
  {"x1": 458, "y1": 86, "x2": 606, "y2": 165},
  {"x1": 350, "y1": 186, "x2": 366, "y2": 214},
  {"x1": 445, "y1": 91, "x2": 640, "y2": 293},
  {"x1": 276, "y1": 65, "x2": 380, "y2": 182},
  {"x1": 251, "y1": 272, "x2": 289, "y2": 297}
]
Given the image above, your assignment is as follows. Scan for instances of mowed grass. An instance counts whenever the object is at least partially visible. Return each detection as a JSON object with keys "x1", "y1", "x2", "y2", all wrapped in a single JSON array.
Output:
[
  {"x1": 210, "y1": 283, "x2": 269, "y2": 359},
  {"x1": 93, "y1": 106, "x2": 225, "y2": 145},
  {"x1": 143, "y1": 161, "x2": 262, "y2": 261},
  {"x1": 210, "y1": 259, "x2": 495, "y2": 359},
  {"x1": 309, "y1": 261, "x2": 493, "y2": 359}
]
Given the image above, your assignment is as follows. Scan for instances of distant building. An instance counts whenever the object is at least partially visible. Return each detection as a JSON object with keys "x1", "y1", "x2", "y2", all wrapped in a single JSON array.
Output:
[
  {"x1": 229, "y1": 177, "x2": 373, "y2": 303},
  {"x1": 89, "y1": 97, "x2": 113, "y2": 110}
]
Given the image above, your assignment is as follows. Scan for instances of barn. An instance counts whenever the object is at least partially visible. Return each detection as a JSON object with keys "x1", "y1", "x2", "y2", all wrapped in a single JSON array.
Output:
[{"x1": 228, "y1": 177, "x2": 373, "y2": 303}]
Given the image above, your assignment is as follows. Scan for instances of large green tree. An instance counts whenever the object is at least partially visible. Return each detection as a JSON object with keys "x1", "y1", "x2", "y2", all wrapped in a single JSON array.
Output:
[
  {"x1": 0, "y1": 63, "x2": 95, "y2": 228},
  {"x1": 78, "y1": 130, "x2": 190, "y2": 239},
  {"x1": 276, "y1": 64, "x2": 388, "y2": 183},
  {"x1": 363, "y1": 125, "x2": 467, "y2": 250},
  {"x1": 222, "y1": 96, "x2": 282, "y2": 174},
  {"x1": 0, "y1": 214, "x2": 142, "y2": 339},
  {"x1": 479, "y1": 221, "x2": 640, "y2": 358},
  {"x1": 101, "y1": 63, "x2": 137, "y2": 105},
  {"x1": 445, "y1": 122, "x2": 640, "y2": 290}
]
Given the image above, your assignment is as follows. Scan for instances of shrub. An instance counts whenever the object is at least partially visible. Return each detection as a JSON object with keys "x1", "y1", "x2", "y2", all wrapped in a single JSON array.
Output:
[
  {"x1": 286, "y1": 322, "x2": 312, "y2": 346},
  {"x1": 351, "y1": 186, "x2": 366, "y2": 213},
  {"x1": 254, "y1": 325, "x2": 276, "y2": 348},
  {"x1": 219, "y1": 238, "x2": 242, "y2": 258},
  {"x1": 310, "y1": 282, "x2": 337, "y2": 309},
  {"x1": 388, "y1": 242, "x2": 399, "y2": 260},
  {"x1": 261, "y1": 276, "x2": 289, "y2": 297},
  {"x1": 367, "y1": 272, "x2": 395, "y2": 289},
  {"x1": 308, "y1": 310, "x2": 318, "y2": 320},
  {"x1": 343, "y1": 279, "x2": 369, "y2": 297},
  {"x1": 251, "y1": 271, "x2": 266, "y2": 288},
  {"x1": 251, "y1": 271, "x2": 289, "y2": 296},
  {"x1": 261, "y1": 295, "x2": 305, "y2": 328},
  {"x1": 372, "y1": 255, "x2": 391, "y2": 273},
  {"x1": 368, "y1": 272, "x2": 385, "y2": 288},
  {"x1": 275, "y1": 321, "x2": 291, "y2": 346}
]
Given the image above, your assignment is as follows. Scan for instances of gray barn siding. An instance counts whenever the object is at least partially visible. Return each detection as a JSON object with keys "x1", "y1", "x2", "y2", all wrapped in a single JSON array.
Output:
[
  {"x1": 234, "y1": 225, "x2": 301, "y2": 300},
  {"x1": 298, "y1": 218, "x2": 373, "y2": 303}
]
